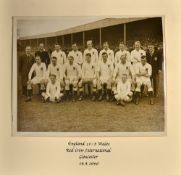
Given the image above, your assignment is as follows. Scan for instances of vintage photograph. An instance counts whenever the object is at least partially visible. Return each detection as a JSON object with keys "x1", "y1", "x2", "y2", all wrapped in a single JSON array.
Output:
[{"x1": 13, "y1": 16, "x2": 165, "y2": 135}]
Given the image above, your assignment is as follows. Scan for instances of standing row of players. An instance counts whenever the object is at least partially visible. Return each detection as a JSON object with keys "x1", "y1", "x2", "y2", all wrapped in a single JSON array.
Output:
[{"x1": 19, "y1": 40, "x2": 163, "y2": 106}]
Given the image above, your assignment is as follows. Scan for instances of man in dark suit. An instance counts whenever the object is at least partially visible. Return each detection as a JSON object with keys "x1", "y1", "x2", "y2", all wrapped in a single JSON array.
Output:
[
  {"x1": 35, "y1": 43, "x2": 50, "y2": 67},
  {"x1": 146, "y1": 44, "x2": 162, "y2": 97},
  {"x1": 19, "y1": 46, "x2": 35, "y2": 96}
]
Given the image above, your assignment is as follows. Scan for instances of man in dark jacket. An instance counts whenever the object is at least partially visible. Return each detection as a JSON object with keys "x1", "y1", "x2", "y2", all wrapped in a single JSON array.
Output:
[
  {"x1": 35, "y1": 43, "x2": 50, "y2": 67},
  {"x1": 146, "y1": 44, "x2": 163, "y2": 97},
  {"x1": 19, "y1": 46, "x2": 35, "y2": 96}
]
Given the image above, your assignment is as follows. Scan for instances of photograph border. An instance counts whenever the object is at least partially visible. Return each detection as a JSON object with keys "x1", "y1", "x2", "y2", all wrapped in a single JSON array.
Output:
[{"x1": 12, "y1": 15, "x2": 167, "y2": 137}]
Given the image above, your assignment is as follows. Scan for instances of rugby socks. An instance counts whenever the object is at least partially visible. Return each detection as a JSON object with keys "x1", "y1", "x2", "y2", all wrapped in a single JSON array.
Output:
[
  {"x1": 73, "y1": 91, "x2": 77, "y2": 101},
  {"x1": 98, "y1": 89, "x2": 103, "y2": 101},
  {"x1": 78, "y1": 91, "x2": 83, "y2": 101},
  {"x1": 148, "y1": 91, "x2": 154, "y2": 105},
  {"x1": 134, "y1": 91, "x2": 140, "y2": 105},
  {"x1": 106, "y1": 89, "x2": 111, "y2": 101},
  {"x1": 92, "y1": 91, "x2": 96, "y2": 101}
]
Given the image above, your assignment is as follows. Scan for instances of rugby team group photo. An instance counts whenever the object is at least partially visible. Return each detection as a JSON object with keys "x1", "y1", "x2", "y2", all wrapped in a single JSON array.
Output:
[
  {"x1": 15, "y1": 17, "x2": 165, "y2": 132},
  {"x1": 19, "y1": 40, "x2": 162, "y2": 106}
]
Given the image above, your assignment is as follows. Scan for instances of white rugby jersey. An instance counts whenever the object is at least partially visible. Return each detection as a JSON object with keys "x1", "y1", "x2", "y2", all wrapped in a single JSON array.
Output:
[
  {"x1": 46, "y1": 81, "x2": 61, "y2": 97},
  {"x1": 130, "y1": 49, "x2": 146, "y2": 64},
  {"x1": 83, "y1": 48, "x2": 98, "y2": 64},
  {"x1": 82, "y1": 62, "x2": 96, "y2": 79},
  {"x1": 113, "y1": 61, "x2": 135, "y2": 80},
  {"x1": 28, "y1": 62, "x2": 46, "y2": 80},
  {"x1": 64, "y1": 62, "x2": 81, "y2": 78},
  {"x1": 46, "y1": 63, "x2": 64, "y2": 80},
  {"x1": 135, "y1": 62, "x2": 152, "y2": 77},
  {"x1": 115, "y1": 50, "x2": 131, "y2": 64},
  {"x1": 99, "y1": 48, "x2": 114, "y2": 64},
  {"x1": 68, "y1": 50, "x2": 83, "y2": 65},
  {"x1": 98, "y1": 61, "x2": 113, "y2": 78},
  {"x1": 117, "y1": 80, "x2": 131, "y2": 96},
  {"x1": 51, "y1": 50, "x2": 66, "y2": 65}
]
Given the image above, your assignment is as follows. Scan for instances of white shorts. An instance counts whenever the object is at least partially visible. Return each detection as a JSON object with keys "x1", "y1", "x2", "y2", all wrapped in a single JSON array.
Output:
[
  {"x1": 46, "y1": 78, "x2": 64, "y2": 87},
  {"x1": 42, "y1": 92, "x2": 63, "y2": 102},
  {"x1": 136, "y1": 76, "x2": 151, "y2": 85},
  {"x1": 100, "y1": 76, "x2": 111, "y2": 84},
  {"x1": 31, "y1": 77, "x2": 45, "y2": 85},
  {"x1": 136, "y1": 76, "x2": 153, "y2": 92},
  {"x1": 97, "y1": 76, "x2": 112, "y2": 89},
  {"x1": 115, "y1": 92, "x2": 133, "y2": 101}
]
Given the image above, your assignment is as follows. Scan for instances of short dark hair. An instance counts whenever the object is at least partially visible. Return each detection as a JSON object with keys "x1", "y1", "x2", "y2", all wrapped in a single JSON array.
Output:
[
  {"x1": 68, "y1": 55, "x2": 74, "y2": 60},
  {"x1": 72, "y1": 43, "x2": 77, "y2": 46},
  {"x1": 25, "y1": 45, "x2": 31, "y2": 49},
  {"x1": 103, "y1": 41, "x2": 108, "y2": 45},
  {"x1": 49, "y1": 74, "x2": 56, "y2": 78},
  {"x1": 52, "y1": 56, "x2": 57, "y2": 60},
  {"x1": 35, "y1": 54, "x2": 41, "y2": 59},
  {"x1": 148, "y1": 42, "x2": 154, "y2": 47},
  {"x1": 102, "y1": 52, "x2": 108, "y2": 56},
  {"x1": 141, "y1": 55, "x2": 147, "y2": 59},
  {"x1": 85, "y1": 53, "x2": 91, "y2": 57},
  {"x1": 55, "y1": 43, "x2": 60, "y2": 46},
  {"x1": 119, "y1": 42, "x2": 124, "y2": 45},
  {"x1": 122, "y1": 73, "x2": 127, "y2": 77},
  {"x1": 135, "y1": 41, "x2": 141, "y2": 45}
]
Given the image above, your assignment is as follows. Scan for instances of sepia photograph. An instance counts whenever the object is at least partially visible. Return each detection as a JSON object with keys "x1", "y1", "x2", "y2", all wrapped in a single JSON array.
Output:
[
  {"x1": 12, "y1": 16, "x2": 165, "y2": 135},
  {"x1": 1, "y1": 0, "x2": 180, "y2": 174}
]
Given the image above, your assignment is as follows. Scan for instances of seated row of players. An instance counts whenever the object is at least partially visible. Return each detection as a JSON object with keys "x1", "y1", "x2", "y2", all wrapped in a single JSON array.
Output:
[{"x1": 26, "y1": 48, "x2": 154, "y2": 106}]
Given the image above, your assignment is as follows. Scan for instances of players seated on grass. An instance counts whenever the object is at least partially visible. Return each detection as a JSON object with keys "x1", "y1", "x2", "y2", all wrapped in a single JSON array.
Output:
[
  {"x1": 115, "y1": 74, "x2": 133, "y2": 106},
  {"x1": 134, "y1": 55, "x2": 154, "y2": 105},
  {"x1": 113, "y1": 54, "x2": 135, "y2": 99},
  {"x1": 99, "y1": 41, "x2": 114, "y2": 65},
  {"x1": 97, "y1": 52, "x2": 114, "y2": 101},
  {"x1": 115, "y1": 42, "x2": 131, "y2": 64},
  {"x1": 26, "y1": 54, "x2": 46, "y2": 102},
  {"x1": 83, "y1": 40, "x2": 98, "y2": 64},
  {"x1": 79, "y1": 53, "x2": 97, "y2": 101},
  {"x1": 41, "y1": 74, "x2": 63, "y2": 103},
  {"x1": 68, "y1": 43, "x2": 83, "y2": 67},
  {"x1": 46, "y1": 56, "x2": 65, "y2": 94},
  {"x1": 64, "y1": 55, "x2": 82, "y2": 101},
  {"x1": 51, "y1": 43, "x2": 66, "y2": 66}
]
